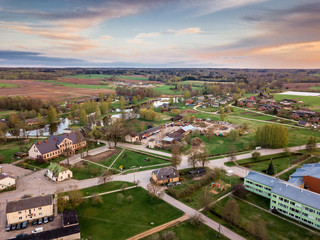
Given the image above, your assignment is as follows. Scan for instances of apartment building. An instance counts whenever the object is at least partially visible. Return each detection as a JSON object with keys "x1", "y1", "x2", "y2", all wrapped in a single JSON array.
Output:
[
  {"x1": 245, "y1": 171, "x2": 320, "y2": 229},
  {"x1": 6, "y1": 195, "x2": 53, "y2": 225}
]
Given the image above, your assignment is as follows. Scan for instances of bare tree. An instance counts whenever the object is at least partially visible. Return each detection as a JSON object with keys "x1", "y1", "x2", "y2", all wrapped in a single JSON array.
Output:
[
  {"x1": 99, "y1": 169, "x2": 113, "y2": 184},
  {"x1": 171, "y1": 146, "x2": 182, "y2": 168},
  {"x1": 188, "y1": 150, "x2": 199, "y2": 169},
  {"x1": 104, "y1": 119, "x2": 127, "y2": 148},
  {"x1": 147, "y1": 183, "x2": 163, "y2": 199}
]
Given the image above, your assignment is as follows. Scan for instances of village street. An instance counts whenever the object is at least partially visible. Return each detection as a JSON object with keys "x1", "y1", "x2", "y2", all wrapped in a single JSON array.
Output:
[{"x1": 0, "y1": 141, "x2": 319, "y2": 239}]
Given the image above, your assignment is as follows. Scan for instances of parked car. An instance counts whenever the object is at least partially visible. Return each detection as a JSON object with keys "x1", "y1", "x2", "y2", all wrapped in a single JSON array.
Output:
[
  {"x1": 48, "y1": 216, "x2": 54, "y2": 222},
  {"x1": 5, "y1": 225, "x2": 11, "y2": 231},
  {"x1": 167, "y1": 183, "x2": 174, "y2": 187},
  {"x1": 174, "y1": 182, "x2": 182, "y2": 186},
  {"x1": 43, "y1": 217, "x2": 48, "y2": 224},
  {"x1": 22, "y1": 221, "x2": 27, "y2": 229},
  {"x1": 32, "y1": 221, "x2": 37, "y2": 227},
  {"x1": 16, "y1": 223, "x2": 21, "y2": 230},
  {"x1": 38, "y1": 218, "x2": 42, "y2": 225},
  {"x1": 16, "y1": 233, "x2": 28, "y2": 238},
  {"x1": 11, "y1": 224, "x2": 16, "y2": 230},
  {"x1": 32, "y1": 227, "x2": 43, "y2": 234}
]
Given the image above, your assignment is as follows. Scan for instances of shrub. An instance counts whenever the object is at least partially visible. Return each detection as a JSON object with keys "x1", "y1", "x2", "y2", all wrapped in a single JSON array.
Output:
[{"x1": 252, "y1": 151, "x2": 261, "y2": 160}]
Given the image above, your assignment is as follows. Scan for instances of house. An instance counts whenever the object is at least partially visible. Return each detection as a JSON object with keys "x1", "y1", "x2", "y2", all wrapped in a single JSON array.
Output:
[
  {"x1": 170, "y1": 115, "x2": 183, "y2": 122},
  {"x1": 246, "y1": 102, "x2": 254, "y2": 108},
  {"x1": 125, "y1": 132, "x2": 139, "y2": 143},
  {"x1": 46, "y1": 163, "x2": 73, "y2": 182},
  {"x1": 152, "y1": 167, "x2": 179, "y2": 185},
  {"x1": 185, "y1": 99, "x2": 194, "y2": 105},
  {"x1": 6, "y1": 195, "x2": 53, "y2": 225},
  {"x1": 138, "y1": 126, "x2": 161, "y2": 139},
  {"x1": 298, "y1": 120, "x2": 310, "y2": 127},
  {"x1": 310, "y1": 117, "x2": 320, "y2": 123},
  {"x1": 288, "y1": 163, "x2": 320, "y2": 194},
  {"x1": 148, "y1": 139, "x2": 156, "y2": 149},
  {"x1": 244, "y1": 171, "x2": 320, "y2": 230},
  {"x1": 0, "y1": 173, "x2": 15, "y2": 191},
  {"x1": 28, "y1": 131, "x2": 86, "y2": 161}
]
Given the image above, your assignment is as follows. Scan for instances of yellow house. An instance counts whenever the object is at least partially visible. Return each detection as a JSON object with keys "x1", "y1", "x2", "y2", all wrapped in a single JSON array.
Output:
[
  {"x1": 152, "y1": 167, "x2": 179, "y2": 185},
  {"x1": 6, "y1": 195, "x2": 53, "y2": 225},
  {"x1": 0, "y1": 174, "x2": 16, "y2": 191}
]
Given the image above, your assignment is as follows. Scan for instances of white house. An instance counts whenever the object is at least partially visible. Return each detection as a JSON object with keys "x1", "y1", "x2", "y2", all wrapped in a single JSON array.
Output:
[
  {"x1": 0, "y1": 173, "x2": 16, "y2": 191},
  {"x1": 46, "y1": 163, "x2": 73, "y2": 182}
]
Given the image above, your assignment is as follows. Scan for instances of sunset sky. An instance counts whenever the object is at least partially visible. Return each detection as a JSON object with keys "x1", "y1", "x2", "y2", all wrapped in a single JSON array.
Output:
[{"x1": 0, "y1": 0, "x2": 319, "y2": 68}]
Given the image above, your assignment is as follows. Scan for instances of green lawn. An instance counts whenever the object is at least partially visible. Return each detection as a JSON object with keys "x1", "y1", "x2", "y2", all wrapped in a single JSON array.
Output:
[
  {"x1": 0, "y1": 82, "x2": 20, "y2": 88},
  {"x1": 80, "y1": 181, "x2": 135, "y2": 197},
  {"x1": 206, "y1": 196, "x2": 319, "y2": 240},
  {"x1": 0, "y1": 110, "x2": 18, "y2": 118},
  {"x1": 273, "y1": 94, "x2": 320, "y2": 110},
  {"x1": 99, "y1": 149, "x2": 170, "y2": 171},
  {"x1": 155, "y1": 85, "x2": 202, "y2": 96},
  {"x1": 71, "y1": 162, "x2": 104, "y2": 180},
  {"x1": 144, "y1": 221, "x2": 229, "y2": 240},
  {"x1": 230, "y1": 107, "x2": 281, "y2": 121},
  {"x1": 0, "y1": 139, "x2": 39, "y2": 163},
  {"x1": 278, "y1": 157, "x2": 320, "y2": 180},
  {"x1": 77, "y1": 187, "x2": 183, "y2": 240}
]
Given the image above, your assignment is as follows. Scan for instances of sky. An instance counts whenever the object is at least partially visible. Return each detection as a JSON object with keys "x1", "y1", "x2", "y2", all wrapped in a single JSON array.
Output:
[{"x1": 0, "y1": 0, "x2": 320, "y2": 68}]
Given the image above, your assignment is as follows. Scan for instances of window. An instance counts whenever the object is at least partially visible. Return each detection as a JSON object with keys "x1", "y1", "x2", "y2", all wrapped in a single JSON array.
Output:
[
  {"x1": 38, "y1": 207, "x2": 42, "y2": 210},
  {"x1": 18, "y1": 211, "x2": 21, "y2": 214},
  {"x1": 19, "y1": 217, "x2": 22, "y2": 220},
  {"x1": 39, "y1": 213, "x2": 42, "y2": 216}
]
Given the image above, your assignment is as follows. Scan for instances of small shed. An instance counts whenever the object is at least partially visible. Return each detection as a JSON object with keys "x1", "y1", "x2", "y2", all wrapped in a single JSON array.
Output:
[
  {"x1": 188, "y1": 168, "x2": 206, "y2": 177},
  {"x1": 148, "y1": 139, "x2": 156, "y2": 149}
]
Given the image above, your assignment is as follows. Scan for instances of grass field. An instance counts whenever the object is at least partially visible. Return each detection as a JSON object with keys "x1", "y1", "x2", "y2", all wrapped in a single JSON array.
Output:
[
  {"x1": 206, "y1": 196, "x2": 318, "y2": 240},
  {"x1": 99, "y1": 149, "x2": 170, "y2": 170},
  {"x1": 77, "y1": 187, "x2": 183, "y2": 240},
  {"x1": 80, "y1": 181, "x2": 135, "y2": 197},
  {"x1": 71, "y1": 162, "x2": 104, "y2": 180},
  {"x1": 0, "y1": 139, "x2": 39, "y2": 163},
  {"x1": 273, "y1": 94, "x2": 320, "y2": 110},
  {"x1": 65, "y1": 74, "x2": 148, "y2": 81},
  {"x1": 155, "y1": 85, "x2": 202, "y2": 95},
  {"x1": 40, "y1": 80, "x2": 113, "y2": 89},
  {"x1": 278, "y1": 157, "x2": 320, "y2": 180},
  {"x1": 0, "y1": 110, "x2": 18, "y2": 118},
  {"x1": 0, "y1": 82, "x2": 20, "y2": 88},
  {"x1": 229, "y1": 107, "x2": 281, "y2": 121},
  {"x1": 144, "y1": 221, "x2": 229, "y2": 240}
]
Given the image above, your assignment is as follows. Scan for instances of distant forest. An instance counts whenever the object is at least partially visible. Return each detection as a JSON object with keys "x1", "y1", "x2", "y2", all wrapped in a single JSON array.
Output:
[{"x1": 0, "y1": 68, "x2": 319, "y2": 83}]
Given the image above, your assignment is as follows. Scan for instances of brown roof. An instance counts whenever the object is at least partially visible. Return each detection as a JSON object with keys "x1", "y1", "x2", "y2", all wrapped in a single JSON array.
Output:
[
  {"x1": 0, "y1": 173, "x2": 14, "y2": 180},
  {"x1": 6, "y1": 195, "x2": 52, "y2": 213}
]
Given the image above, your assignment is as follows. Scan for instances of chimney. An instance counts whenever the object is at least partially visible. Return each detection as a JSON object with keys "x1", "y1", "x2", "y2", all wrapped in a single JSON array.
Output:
[
  {"x1": 38, "y1": 142, "x2": 41, "y2": 145},
  {"x1": 44, "y1": 140, "x2": 47, "y2": 143},
  {"x1": 54, "y1": 137, "x2": 57, "y2": 140},
  {"x1": 0, "y1": 166, "x2": 2, "y2": 174}
]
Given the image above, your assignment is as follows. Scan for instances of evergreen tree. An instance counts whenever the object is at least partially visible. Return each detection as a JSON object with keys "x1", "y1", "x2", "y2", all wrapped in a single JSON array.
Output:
[
  {"x1": 220, "y1": 107, "x2": 225, "y2": 121},
  {"x1": 266, "y1": 160, "x2": 274, "y2": 175}
]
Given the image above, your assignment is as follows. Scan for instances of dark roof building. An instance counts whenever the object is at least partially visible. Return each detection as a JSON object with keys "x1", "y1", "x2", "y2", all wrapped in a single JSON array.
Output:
[
  {"x1": 6, "y1": 195, "x2": 52, "y2": 214},
  {"x1": 152, "y1": 167, "x2": 179, "y2": 183},
  {"x1": 62, "y1": 210, "x2": 79, "y2": 227}
]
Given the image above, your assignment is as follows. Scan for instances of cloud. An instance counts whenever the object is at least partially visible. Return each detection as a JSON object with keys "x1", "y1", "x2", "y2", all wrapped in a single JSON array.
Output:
[
  {"x1": 177, "y1": 27, "x2": 201, "y2": 35},
  {"x1": 102, "y1": 35, "x2": 112, "y2": 40},
  {"x1": 0, "y1": 50, "x2": 86, "y2": 66}
]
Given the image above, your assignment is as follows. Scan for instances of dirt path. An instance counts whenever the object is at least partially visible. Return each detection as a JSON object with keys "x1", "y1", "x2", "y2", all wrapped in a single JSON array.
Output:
[
  {"x1": 108, "y1": 148, "x2": 125, "y2": 169},
  {"x1": 127, "y1": 214, "x2": 189, "y2": 240}
]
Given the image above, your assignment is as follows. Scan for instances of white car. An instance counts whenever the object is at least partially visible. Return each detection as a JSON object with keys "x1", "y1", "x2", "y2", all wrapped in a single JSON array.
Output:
[{"x1": 32, "y1": 227, "x2": 43, "y2": 234}]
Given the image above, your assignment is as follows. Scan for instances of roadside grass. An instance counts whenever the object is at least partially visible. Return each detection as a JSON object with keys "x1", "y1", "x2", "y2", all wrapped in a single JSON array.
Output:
[
  {"x1": 169, "y1": 170, "x2": 242, "y2": 210},
  {"x1": 40, "y1": 80, "x2": 113, "y2": 89},
  {"x1": 99, "y1": 149, "x2": 170, "y2": 171},
  {"x1": 77, "y1": 187, "x2": 184, "y2": 240},
  {"x1": 278, "y1": 156, "x2": 320, "y2": 180},
  {"x1": 0, "y1": 139, "x2": 39, "y2": 163},
  {"x1": 229, "y1": 107, "x2": 280, "y2": 121},
  {"x1": 205, "y1": 196, "x2": 318, "y2": 240},
  {"x1": 80, "y1": 181, "x2": 135, "y2": 197},
  {"x1": 198, "y1": 107, "x2": 220, "y2": 112},
  {"x1": 0, "y1": 82, "x2": 20, "y2": 88},
  {"x1": 144, "y1": 221, "x2": 229, "y2": 240}
]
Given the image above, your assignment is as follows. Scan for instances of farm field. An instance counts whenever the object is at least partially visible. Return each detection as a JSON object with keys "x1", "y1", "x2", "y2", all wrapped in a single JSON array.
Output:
[
  {"x1": 0, "y1": 79, "x2": 115, "y2": 101},
  {"x1": 39, "y1": 80, "x2": 112, "y2": 89},
  {"x1": 76, "y1": 186, "x2": 183, "y2": 240},
  {"x1": 65, "y1": 74, "x2": 149, "y2": 81},
  {"x1": 205, "y1": 196, "x2": 318, "y2": 240},
  {"x1": 0, "y1": 81, "x2": 20, "y2": 88}
]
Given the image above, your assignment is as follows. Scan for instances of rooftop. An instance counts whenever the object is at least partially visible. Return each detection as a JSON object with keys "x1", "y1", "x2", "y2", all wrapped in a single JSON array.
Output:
[
  {"x1": 245, "y1": 171, "x2": 282, "y2": 188},
  {"x1": 47, "y1": 163, "x2": 69, "y2": 177},
  {"x1": 6, "y1": 195, "x2": 52, "y2": 213}
]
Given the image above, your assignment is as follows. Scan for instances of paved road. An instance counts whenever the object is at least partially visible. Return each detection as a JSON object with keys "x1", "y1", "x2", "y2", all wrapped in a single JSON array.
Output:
[{"x1": 1, "y1": 141, "x2": 319, "y2": 239}]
